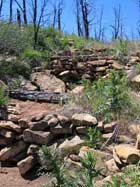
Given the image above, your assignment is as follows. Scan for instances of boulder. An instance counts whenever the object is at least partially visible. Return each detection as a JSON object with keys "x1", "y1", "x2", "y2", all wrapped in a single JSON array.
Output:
[
  {"x1": 17, "y1": 156, "x2": 35, "y2": 175},
  {"x1": 0, "y1": 141, "x2": 27, "y2": 161},
  {"x1": 23, "y1": 129, "x2": 53, "y2": 145},
  {"x1": 114, "y1": 144, "x2": 140, "y2": 164},
  {"x1": 131, "y1": 74, "x2": 140, "y2": 89},
  {"x1": 72, "y1": 113, "x2": 97, "y2": 127},
  {"x1": 0, "y1": 121, "x2": 22, "y2": 133},
  {"x1": 31, "y1": 71, "x2": 66, "y2": 93},
  {"x1": 58, "y1": 136, "x2": 85, "y2": 156}
]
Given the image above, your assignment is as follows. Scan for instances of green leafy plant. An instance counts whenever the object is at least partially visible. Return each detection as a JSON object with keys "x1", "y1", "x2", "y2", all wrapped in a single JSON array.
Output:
[
  {"x1": 0, "y1": 60, "x2": 31, "y2": 82},
  {"x1": 86, "y1": 127, "x2": 102, "y2": 149},
  {"x1": 80, "y1": 152, "x2": 103, "y2": 187},
  {"x1": 0, "y1": 87, "x2": 8, "y2": 106},
  {"x1": 115, "y1": 38, "x2": 129, "y2": 65},
  {"x1": 104, "y1": 162, "x2": 140, "y2": 187},
  {"x1": 83, "y1": 70, "x2": 132, "y2": 122},
  {"x1": 39, "y1": 145, "x2": 76, "y2": 187}
]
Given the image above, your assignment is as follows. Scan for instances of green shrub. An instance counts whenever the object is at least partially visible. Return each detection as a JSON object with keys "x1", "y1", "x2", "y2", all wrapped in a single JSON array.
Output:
[
  {"x1": 86, "y1": 127, "x2": 102, "y2": 149},
  {"x1": 104, "y1": 162, "x2": 140, "y2": 187},
  {"x1": 0, "y1": 87, "x2": 8, "y2": 106},
  {"x1": 0, "y1": 60, "x2": 31, "y2": 82},
  {"x1": 83, "y1": 70, "x2": 133, "y2": 122},
  {"x1": 80, "y1": 152, "x2": 101, "y2": 187},
  {"x1": 39, "y1": 145, "x2": 76, "y2": 187},
  {"x1": 0, "y1": 23, "x2": 30, "y2": 55},
  {"x1": 115, "y1": 38, "x2": 129, "y2": 65}
]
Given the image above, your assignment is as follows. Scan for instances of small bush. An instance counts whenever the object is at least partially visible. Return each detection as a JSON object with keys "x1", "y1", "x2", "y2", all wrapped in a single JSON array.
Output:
[
  {"x1": 83, "y1": 70, "x2": 134, "y2": 122},
  {"x1": 0, "y1": 60, "x2": 31, "y2": 82},
  {"x1": 0, "y1": 23, "x2": 30, "y2": 55},
  {"x1": 115, "y1": 38, "x2": 129, "y2": 65},
  {"x1": 0, "y1": 87, "x2": 8, "y2": 106},
  {"x1": 104, "y1": 162, "x2": 140, "y2": 187},
  {"x1": 86, "y1": 127, "x2": 102, "y2": 149}
]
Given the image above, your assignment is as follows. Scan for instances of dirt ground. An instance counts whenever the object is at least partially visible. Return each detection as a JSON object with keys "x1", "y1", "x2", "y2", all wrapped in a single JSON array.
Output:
[
  {"x1": 11, "y1": 99, "x2": 61, "y2": 120},
  {"x1": 0, "y1": 167, "x2": 48, "y2": 187}
]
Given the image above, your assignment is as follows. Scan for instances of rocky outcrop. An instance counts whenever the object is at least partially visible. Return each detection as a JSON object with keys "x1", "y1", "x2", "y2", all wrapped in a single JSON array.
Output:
[{"x1": 31, "y1": 71, "x2": 66, "y2": 93}]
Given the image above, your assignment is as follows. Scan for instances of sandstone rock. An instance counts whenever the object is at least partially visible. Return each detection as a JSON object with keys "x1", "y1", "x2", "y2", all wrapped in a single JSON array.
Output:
[
  {"x1": 117, "y1": 135, "x2": 134, "y2": 144},
  {"x1": 50, "y1": 124, "x2": 73, "y2": 135},
  {"x1": 10, "y1": 151, "x2": 27, "y2": 163},
  {"x1": 69, "y1": 154, "x2": 80, "y2": 162},
  {"x1": 8, "y1": 108, "x2": 20, "y2": 115},
  {"x1": 18, "y1": 118, "x2": 29, "y2": 129},
  {"x1": 22, "y1": 81, "x2": 37, "y2": 91},
  {"x1": 31, "y1": 114, "x2": 45, "y2": 122},
  {"x1": 0, "y1": 141, "x2": 27, "y2": 161},
  {"x1": 104, "y1": 121, "x2": 117, "y2": 133},
  {"x1": 105, "y1": 159, "x2": 120, "y2": 173},
  {"x1": 76, "y1": 126, "x2": 87, "y2": 135},
  {"x1": 102, "y1": 133, "x2": 114, "y2": 140},
  {"x1": 47, "y1": 117, "x2": 59, "y2": 127},
  {"x1": 131, "y1": 74, "x2": 140, "y2": 88},
  {"x1": 0, "y1": 129, "x2": 14, "y2": 139},
  {"x1": 23, "y1": 129, "x2": 53, "y2": 145},
  {"x1": 29, "y1": 121, "x2": 48, "y2": 131},
  {"x1": 71, "y1": 86, "x2": 84, "y2": 96},
  {"x1": 128, "y1": 123, "x2": 140, "y2": 135},
  {"x1": 136, "y1": 134, "x2": 140, "y2": 150},
  {"x1": 72, "y1": 113, "x2": 97, "y2": 127},
  {"x1": 112, "y1": 61, "x2": 123, "y2": 70},
  {"x1": 31, "y1": 71, "x2": 66, "y2": 93},
  {"x1": 114, "y1": 144, "x2": 140, "y2": 164},
  {"x1": 97, "y1": 121, "x2": 104, "y2": 131},
  {"x1": 57, "y1": 115, "x2": 70, "y2": 126},
  {"x1": 58, "y1": 136, "x2": 85, "y2": 155},
  {"x1": 8, "y1": 114, "x2": 20, "y2": 123},
  {"x1": 0, "y1": 121, "x2": 22, "y2": 133},
  {"x1": 17, "y1": 156, "x2": 35, "y2": 175}
]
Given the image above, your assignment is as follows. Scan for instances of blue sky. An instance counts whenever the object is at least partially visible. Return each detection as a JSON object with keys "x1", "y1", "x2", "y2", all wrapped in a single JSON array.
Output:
[
  {"x1": 2, "y1": 0, "x2": 140, "y2": 40},
  {"x1": 62, "y1": 0, "x2": 139, "y2": 39}
]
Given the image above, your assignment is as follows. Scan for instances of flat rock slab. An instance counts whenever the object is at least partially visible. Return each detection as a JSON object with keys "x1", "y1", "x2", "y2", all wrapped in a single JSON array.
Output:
[
  {"x1": 23, "y1": 129, "x2": 53, "y2": 145},
  {"x1": 17, "y1": 156, "x2": 35, "y2": 175},
  {"x1": 72, "y1": 113, "x2": 97, "y2": 126},
  {"x1": 0, "y1": 141, "x2": 27, "y2": 161},
  {"x1": 0, "y1": 121, "x2": 22, "y2": 133}
]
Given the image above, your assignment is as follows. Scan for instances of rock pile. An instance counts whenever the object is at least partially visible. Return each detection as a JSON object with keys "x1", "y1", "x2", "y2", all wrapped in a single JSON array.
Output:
[
  {"x1": 0, "y1": 104, "x2": 120, "y2": 176},
  {"x1": 47, "y1": 48, "x2": 140, "y2": 83}
]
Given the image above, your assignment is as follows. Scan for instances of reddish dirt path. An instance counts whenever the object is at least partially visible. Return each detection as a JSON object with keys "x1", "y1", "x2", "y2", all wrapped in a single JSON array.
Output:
[
  {"x1": 11, "y1": 99, "x2": 61, "y2": 120},
  {"x1": 0, "y1": 167, "x2": 47, "y2": 187},
  {"x1": 0, "y1": 99, "x2": 61, "y2": 187}
]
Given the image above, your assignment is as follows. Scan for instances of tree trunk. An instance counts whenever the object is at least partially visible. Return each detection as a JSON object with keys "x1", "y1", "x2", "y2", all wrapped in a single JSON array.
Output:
[
  {"x1": 23, "y1": 0, "x2": 28, "y2": 25},
  {"x1": 9, "y1": 0, "x2": 13, "y2": 23}
]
